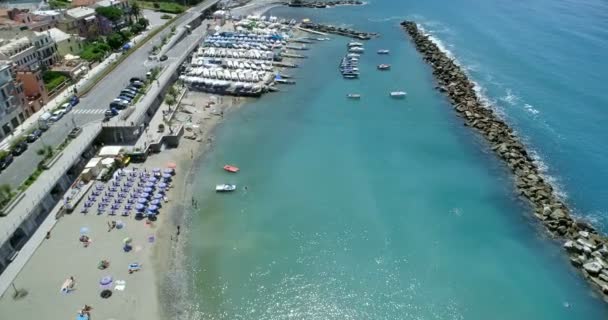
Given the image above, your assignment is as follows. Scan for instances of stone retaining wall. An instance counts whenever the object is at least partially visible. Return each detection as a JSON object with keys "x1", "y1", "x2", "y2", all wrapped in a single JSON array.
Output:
[{"x1": 401, "y1": 20, "x2": 608, "y2": 301}]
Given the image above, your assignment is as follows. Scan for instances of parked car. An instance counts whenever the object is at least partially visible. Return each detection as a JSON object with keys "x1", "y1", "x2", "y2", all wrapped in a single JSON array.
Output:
[
  {"x1": 159, "y1": 55, "x2": 168, "y2": 61},
  {"x1": 130, "y1": 77, "x2": 143, "y2": 83},
  {"x1": 50, "y1": 109, "x2": 65, "y2": 122},
  {"x1": 130, "y1": 81, "x2": 143, "y2": 89},
  {"x1": 119, "y1": 91, "x2": 136, "y2": 99},
  {"x1": 126, "y1": 86, "x2": 140, "y2": 93},
  {"x1": 26, "y1": 129, "x2": 42, "y2": 143},
  {"x1": 11, "y1": 141, "x2": 28, "y2": 156},
  {"x1": 117, "y1": 95, "x2": 133, "y2": 102},
  {"x1": 104, "y1": 108, "x2": 119, "y2": 121},
  {"x1": 59, "y1": 102, "x2": 73, "y2": 113},
  {"x1": 0, "y1": 154, "x2": 14, "y2": 170},
  {"x1": 109, "y1": 101, "x2": 129, "y2": 110}
]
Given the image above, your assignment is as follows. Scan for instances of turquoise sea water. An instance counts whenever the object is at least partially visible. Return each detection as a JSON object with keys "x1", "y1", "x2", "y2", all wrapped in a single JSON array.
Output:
[{"x1": 182, "y1": 1, "x2": 608, "y2": 318}]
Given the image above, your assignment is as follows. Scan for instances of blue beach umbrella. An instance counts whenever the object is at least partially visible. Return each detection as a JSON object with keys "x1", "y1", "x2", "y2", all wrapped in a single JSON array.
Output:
[
  {"x1": 148, "y1": 177, "x2": 157, "y2": 183},
  {"x1": 153, "y1": 194, "x2": 163, "y2": 200},
  {"x1": 139, "y1": 192, "x2": 150, "y2": 199},
  {"x1": 145, "y1": 182, "x2": 155, "y2": 188},
  {"x1": 162, "y1": 173, "x2": 172, "y2": 180},
  {"x1": 137, "y1": 198, "x2": 148, "y2": 204},
  {"x1": 158, "y1": 183, "x2": 167, "y2": 189},
  {"x1": 151, "y1": 199, "x2": 161, "y2": 206},
  {"x1": 143, "y1": 187, "x2": 153, "y2": 193},
  {"x1": 152, "y1": 168, "x2": 161, "y2": 173},
  {"x1": 148, "y1": 205, "x2": 159, "y2": 212},
  {"x1": 163, "y1": 168, "x2": 174, "y2": 174},
  {"x1": 79, "y1": 227, "x2": 89, "y2": 234},
  {"x1": 135, "y1": 203, "x2": 145, "y2": 211}
]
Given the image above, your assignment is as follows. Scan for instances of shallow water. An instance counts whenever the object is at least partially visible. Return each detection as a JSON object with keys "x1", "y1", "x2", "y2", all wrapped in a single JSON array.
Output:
[{"x1": 183, "y1": 1, "x2": 608, "y2": 318}]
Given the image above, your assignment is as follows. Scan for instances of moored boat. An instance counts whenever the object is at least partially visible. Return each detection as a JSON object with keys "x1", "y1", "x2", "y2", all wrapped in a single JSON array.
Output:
[
  {"x1": 348, "y1": 46, "x2": 364, "y2": 53},
  {"x1": 215, "y1": 184, "x2": 237, "y2": 192},
  {"x1": 390, "y1": 91, "x2": 407, "y2": 98},
  {"x1": 347, "y1": 93, "x2": 361, "y2": 99},
  {"x1": 377, "y1": 64, "x2": 391, "y2": 70},
  {"x1": 223, "y1": 165, "x2": 240, "y2": 173},
  {"x1": 377, "y1": 49, "x2": 390, "y2": 54},
  {"x1": 347, "y1": 41, "x2": 364, "y2": 47}
]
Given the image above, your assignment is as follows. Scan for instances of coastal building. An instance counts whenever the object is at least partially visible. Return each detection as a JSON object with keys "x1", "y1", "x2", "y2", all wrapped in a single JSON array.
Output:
[
  {"x1": 0, "y1": 63, "x2": 27, "y2": 139},
  {"x1": 59, "y1": 7, "x2": 99, "y2": 39},
  {"x1": 0, "y1": 9, "x2": 62, "y2": 31},
  {"x1": 0, "y1": 36, "x2": 39, "y2": 71},
  {"x1": 0, "y1": 29, "x2": 59, "y2": 69},
  {"x1": 16, "y1": 69, "x2": 48, "y2": 114},
  {"x1": 47, "y1": 27, "x2": 84, "y2": 57}
]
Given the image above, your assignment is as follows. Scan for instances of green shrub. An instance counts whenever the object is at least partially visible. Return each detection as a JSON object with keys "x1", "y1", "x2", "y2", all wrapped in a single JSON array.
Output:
[
  {"x1": 42, "y1": 71, "x2": 68, "y2": 92},
  {"x1": 95, "y1": 6, "x2": 124, "y2": 22},
  {"x1": 161, "y1": 14, "x2": 172, "y2": 19}
]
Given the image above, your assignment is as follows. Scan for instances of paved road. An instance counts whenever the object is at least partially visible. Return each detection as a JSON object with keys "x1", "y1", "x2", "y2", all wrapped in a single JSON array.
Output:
[{"x1": 0, "y1": 0, "x2": 219, "y2": 188}]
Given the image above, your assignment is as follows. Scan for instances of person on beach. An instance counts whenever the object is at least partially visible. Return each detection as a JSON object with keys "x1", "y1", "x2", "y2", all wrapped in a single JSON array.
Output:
[
  {"x1": 177, "y1": 225, "x2": 181, "y2": 236},
  {"x1": 46, "y1": 231, "x2": 51, "y2": 239}
]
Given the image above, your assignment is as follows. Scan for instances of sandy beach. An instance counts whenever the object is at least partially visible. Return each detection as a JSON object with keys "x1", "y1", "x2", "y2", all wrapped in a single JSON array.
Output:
[{"x1": 0, "y1": 2, "x2": 296, "y2": 318}]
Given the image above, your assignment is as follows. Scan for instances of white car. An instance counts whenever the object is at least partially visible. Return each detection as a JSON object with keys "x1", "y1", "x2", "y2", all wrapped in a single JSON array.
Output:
[
  {"x1": 60, "y1": 102, "x2": 73, "y2": 113},
  {"x1": 50, "y1": 109, "x2": 65, "y2": 122}
]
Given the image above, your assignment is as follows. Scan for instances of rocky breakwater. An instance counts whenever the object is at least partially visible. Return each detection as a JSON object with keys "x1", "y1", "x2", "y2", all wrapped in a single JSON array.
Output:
[
  {"x1": 401, "y1": 20, "x2": 608, "y2": 301},
  {"x1": 301, "y1": 22, "x2": 378, "y2": 40},
  {"x1": 287, "y1": 0, "x2": 364, "y2": 8}
]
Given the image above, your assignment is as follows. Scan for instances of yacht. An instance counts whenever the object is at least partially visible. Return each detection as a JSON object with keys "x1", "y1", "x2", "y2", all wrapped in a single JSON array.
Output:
[
  {"x1": 216, "y1": 184, "x2": 237, "y2": 192},
  {"x1": 377, "y1": 49, "x2": 390, "y2": 55},
  {"x1": 347, "y1": 94, "x2": 361, "y2": 99},
  {"x1": 377, "y1": 64, "x2": 391, "y2": 70}
]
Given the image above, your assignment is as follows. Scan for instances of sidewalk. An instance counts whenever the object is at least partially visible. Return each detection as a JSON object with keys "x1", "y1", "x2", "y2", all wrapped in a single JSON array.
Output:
[{"x1": 0, "y1": 30, "x2": 153, "y2": 151}]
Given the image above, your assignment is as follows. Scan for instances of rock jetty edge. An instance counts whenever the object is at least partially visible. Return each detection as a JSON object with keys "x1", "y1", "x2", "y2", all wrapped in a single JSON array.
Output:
[{"x1": 401, "y1": 20, "x2": 608, "y2": 301}]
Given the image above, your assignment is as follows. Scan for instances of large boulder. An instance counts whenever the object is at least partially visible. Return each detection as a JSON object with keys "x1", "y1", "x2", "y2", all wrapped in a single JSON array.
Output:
[
  {"x1": 550, "y1": 209, "x2": 567, "y2": 220},
  {"x1": 583, "y1": 261, "x2": 603, "y2": 275}
]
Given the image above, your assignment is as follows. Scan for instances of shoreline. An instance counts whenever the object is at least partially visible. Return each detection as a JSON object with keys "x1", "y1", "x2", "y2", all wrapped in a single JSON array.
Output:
[{"x1": 400, "y1": 20, "x2": 608, "y2": 301}]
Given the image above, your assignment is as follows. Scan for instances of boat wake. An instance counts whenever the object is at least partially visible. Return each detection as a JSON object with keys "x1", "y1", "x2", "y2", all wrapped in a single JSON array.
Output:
[{"x1": 368, "y1": 16, "x2": 408, "y2": 22}]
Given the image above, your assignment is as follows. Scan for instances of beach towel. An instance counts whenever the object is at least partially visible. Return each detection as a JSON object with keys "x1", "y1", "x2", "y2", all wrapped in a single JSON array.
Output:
[
  {"x1": 60, "y1": 279, "x2": 73, "y2": 293},
  {"x1": 115, "y1": 280, "x2": 126, "y2": 291}
]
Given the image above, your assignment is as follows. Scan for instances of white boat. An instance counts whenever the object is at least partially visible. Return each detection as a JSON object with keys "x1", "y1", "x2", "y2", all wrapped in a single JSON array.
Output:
[
  {"x1": 348, "y1": 41, "x2": 364, "y2": 47},
  {"x1": 377, "y1": 49, "x2": 390, "y2": 54},
  {"x1": 390, "y1": 91, "x2": 407, "y2": 98},
  {"x1": 349, "y1": 47, "x2": 364, "y2": 53},
  {"x1": 347, "y1": 53, "x2": 360, "y2": 58},
  {"x1": 347, "y1": 94, "x2": 361, "y2": 99},
  {"x1": 216, "y1": 184, "x2": 237, "y2": 192}
]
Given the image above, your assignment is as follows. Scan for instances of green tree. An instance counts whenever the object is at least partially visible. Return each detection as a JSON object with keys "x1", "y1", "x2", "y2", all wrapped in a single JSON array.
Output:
[
  {"x1": 107, "y1": 33, "x2": 126, "y2": 50},
  {"x1": 137, "y1": 18, "x2": 149, "y2": 29},
  {"x1": 130, "y1": 1, "x2": 141, "y2": 19},
  {"x1": 95, "y1": 6, "x2": 124, "y2": 23},
  {"x1": 0, "y1": 184, "x2": 13, "y2": 206}
]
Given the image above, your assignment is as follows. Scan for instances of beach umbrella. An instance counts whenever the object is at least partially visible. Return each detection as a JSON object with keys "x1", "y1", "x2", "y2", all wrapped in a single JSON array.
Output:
[
  {"x1": 152, "y1": 168, "x2": 161, "y2": 173},
  {"x1": 79, "y1": 227, "x2": 89, "y2": 234},
  {"x1": 123, "y1": 237, "x2": 132, "y2": 244},
  {"x1": 135, "y1": 203, "x2": 145, "y2": 211},
  {"x1": 151, "y1": 199, "x2": 161, "y2": 206},
  {"x1": 99, "y1": 276, "x2": 112, "y2": 286},
  {"x1": 148, "y1": 205, "x2": 159, "y2": 212},
  {"x1": 158, "y1": 183, "x2": 167, "y2": 189},
  {"x1": 147, "y1": 210, "x2": 157, "y2": 217},
  {"x1": 148, "y1": 177, "x2": 157, "y2": 183},
  {"x1": 162, "y1": 174, "x2": 172, "y2": 180},
  {"x1": 145, "y1": 182, "x2": 155, "y2": 188},
  {"x1": 163, "y1": 168, "x2": 174, "y2": 174},
  {"x1": 143, "y1": 187, "x2": 153, "y2": 193},
  {"x1": 153, "y1": 194, "x2": 163, "y2": 200},
  {"x1": 139, "y1": 192, "x2": 150, "y2": 199},
  {"x1": 137, "y1": 198, "x2": 148, "y2": 204}
]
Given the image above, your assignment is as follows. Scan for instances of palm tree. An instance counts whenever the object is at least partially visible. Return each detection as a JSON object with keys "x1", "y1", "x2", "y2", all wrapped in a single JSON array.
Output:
[{"x1": 130, "y1": 2, "x2": 141, "y2": 21}]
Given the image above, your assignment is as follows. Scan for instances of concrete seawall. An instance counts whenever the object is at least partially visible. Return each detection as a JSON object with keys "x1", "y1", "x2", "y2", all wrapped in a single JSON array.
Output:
[{"x1": 401, "y1": 20, "x2": 608, "y2": 301}]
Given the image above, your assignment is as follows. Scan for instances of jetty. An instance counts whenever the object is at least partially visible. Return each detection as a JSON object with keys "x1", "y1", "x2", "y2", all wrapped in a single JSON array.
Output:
[
  {"x1": 300, "y1": 22, "x2": 378, "y2": 40},
  {"x1": 285, "y1": 0, "x2": 364, "y2": 8},
  {"x1": 281, "y1": 52, "x2": 307, "y2": 59},
  {"x1": 401, "y1": 20, "x2": 608, "y2": 302}
]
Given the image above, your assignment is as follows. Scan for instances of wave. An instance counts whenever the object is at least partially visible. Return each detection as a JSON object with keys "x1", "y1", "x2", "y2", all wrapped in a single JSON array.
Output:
[{"x1": 412, "y1": 19, "x2": 569, "y2": 203}]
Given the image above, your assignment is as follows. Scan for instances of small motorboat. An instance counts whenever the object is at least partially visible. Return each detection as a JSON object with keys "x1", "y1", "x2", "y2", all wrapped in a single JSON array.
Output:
[
  {"x1": 347, "y1": 94, "x2": 361, "y2": 99},
  {"x1": 377, "y1": 64, "x2": 391, "y2": 70},
  {"x1": 215, "y1": 184, "x2": 237, "y2": 192},
  {"x1": 390, "y1": 91, "x2": 407, "y2": 98},
  {"x1": 377, "y1": 49, "x2": 390, "y2": 55},
  {"x1": 349, "y1": 46, "x2": 364, "y2": 53},
  {"x1": 223, "y1": 165, "x2": 240, "y2": 173}
]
